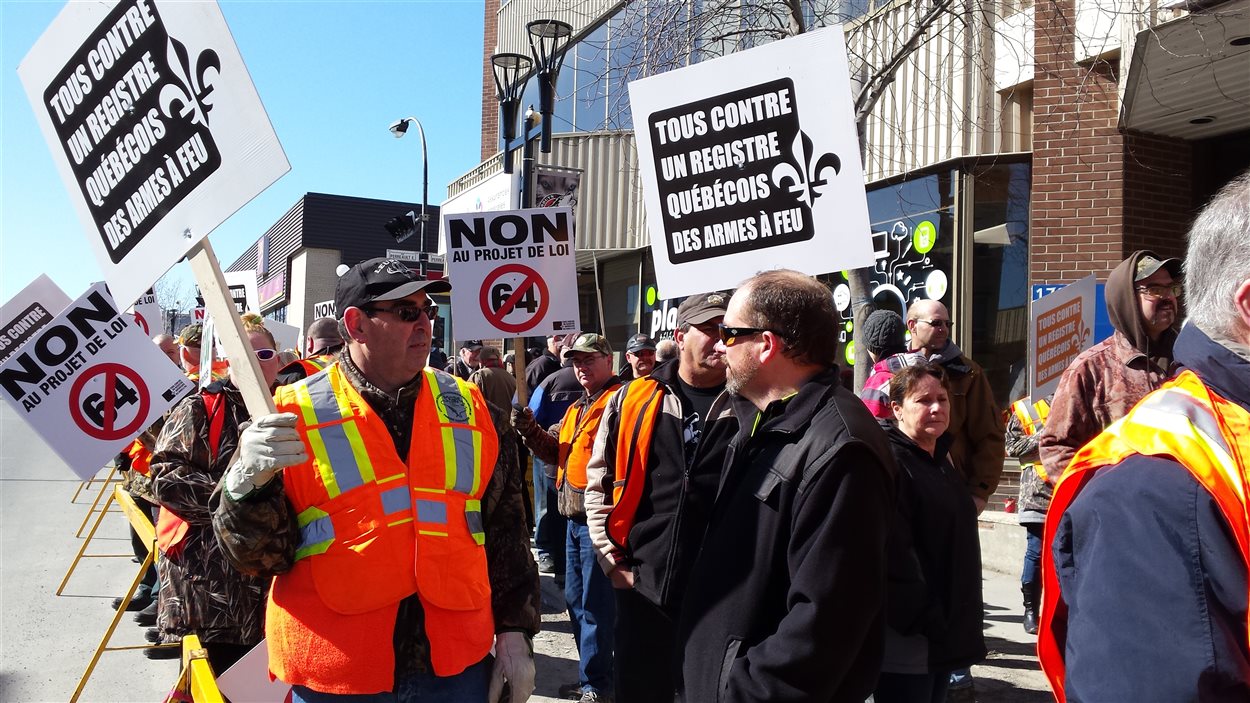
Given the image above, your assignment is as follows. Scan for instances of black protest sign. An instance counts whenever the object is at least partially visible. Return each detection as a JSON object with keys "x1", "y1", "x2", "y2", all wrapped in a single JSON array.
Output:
[
  {"x1": 648, "y1": 78, "x2": 841, "y2": 264},
  {"x1": 42, "y1": 0, "x2": 222, "y2": 264}
]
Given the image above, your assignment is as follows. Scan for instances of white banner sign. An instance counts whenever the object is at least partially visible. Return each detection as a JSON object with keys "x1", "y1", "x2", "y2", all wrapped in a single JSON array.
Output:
[
  {"x1": 629, "y1": 25, "x2": 873, "y2": 298},
  {"x1": 0, "y1": 283, "x2": 191, "y2": 479},
  {"x1": 444, "y1": 207, "x2": 579, "y2": 339},
  {"x1": 222, "y1": 270, "x2": 260, "y2": 313},
  {"x1": 265, "y1": 318, "x2": 299, "y2": 353},
  {"x1": 1029, "y1": 274, "x2": 1096, "y2": 400},
  {"x1": 1, "y1": 275, "x2": 73, "y2": 365},
  {"x1": 18, "y1": 0, "x2": 289, "y2": 309}
]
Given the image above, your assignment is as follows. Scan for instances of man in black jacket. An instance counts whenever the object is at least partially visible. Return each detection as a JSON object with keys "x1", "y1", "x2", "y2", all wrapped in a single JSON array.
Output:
[
  {"x1": 585, "y1": 292, "x2": 736, "y2": 702},
  {"x1": 679, "y1": 269, "x2": 895, "y2": 703}
]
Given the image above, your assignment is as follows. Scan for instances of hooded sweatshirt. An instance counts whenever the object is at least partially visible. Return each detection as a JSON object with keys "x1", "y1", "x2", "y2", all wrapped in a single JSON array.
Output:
[{"x1": 1037, "y1": 250, "x2": 1180, "y2": 480}]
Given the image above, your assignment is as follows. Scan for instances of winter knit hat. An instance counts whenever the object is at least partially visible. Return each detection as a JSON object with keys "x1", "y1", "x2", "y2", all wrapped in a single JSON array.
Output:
[{"x1": 861, "y1": 309, "x2": 907, "y2": 358}]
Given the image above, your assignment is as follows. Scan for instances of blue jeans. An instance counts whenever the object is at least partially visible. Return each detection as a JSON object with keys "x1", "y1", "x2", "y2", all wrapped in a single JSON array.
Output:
[
  {"x1": 566, "y1": 518, "x2": 615, "y2": 695},
  {"x1": 1022, "y1": 522, "x2": 1044, "y2": 586},
  {"x1": 534, "y1": 459, "x2": 566, "y2": 571},
  {"x1": 290, "y1": 657, "x2": 490, "y2": 702}
]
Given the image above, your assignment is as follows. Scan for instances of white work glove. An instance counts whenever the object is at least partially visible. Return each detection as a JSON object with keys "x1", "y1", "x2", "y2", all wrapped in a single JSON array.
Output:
[
  {"x1": 488, "y1": 631, "x2": 535, "y2": 703},
  {"x1": 223, "y1": 413, "x2": 307, "y2": 501}
]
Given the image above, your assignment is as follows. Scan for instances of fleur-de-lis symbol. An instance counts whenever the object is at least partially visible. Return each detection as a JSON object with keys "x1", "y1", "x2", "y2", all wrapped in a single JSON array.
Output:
[
  {"x1": 159, "y1": 36, "x2": 221, "y2": 128},
  {"x1": 770, "y1": 131, "x2": 841, "y2": 207}
]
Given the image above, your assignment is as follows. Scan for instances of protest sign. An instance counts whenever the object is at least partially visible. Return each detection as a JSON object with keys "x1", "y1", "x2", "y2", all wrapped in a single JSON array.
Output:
[
  {"x1": 0, "y1": 282, "x2": 190, "y2": 479},
  {"x1": 128, "y1": 289, "x2": 161, "y2": 336},
  {"x1": 444, "y1": 207, "x2": 579, "y2": 340},
  {"x1": 629, "y1": 25, "x2": 872, "y2": 298},
  {"x1": 222, "y1": 270, "x2": 259, "y2": 313},
  {"x1": 312, "y1": 299, "x2": 336, "y2": 320},
  {"x1": 265, "y1": 318, "x2": 299, "y2": 354},
  {"x1": 1030, "y1": 274, "x2": 1096, "y2": 400},
  {"x1": 1, "y1": 275, "x2": 73, "y2": 365},
  {"x1": 18, "y1": 0, "x2": 289, "y2": 309},
  {"x1": 217, "y1": 641, "x2": 290, "y2": 703}
]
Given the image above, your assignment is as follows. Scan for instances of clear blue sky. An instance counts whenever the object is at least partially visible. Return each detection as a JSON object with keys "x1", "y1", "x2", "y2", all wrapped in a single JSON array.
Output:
[{"x1": 1, "y1": 0, "x2": 487, "y2": 304}]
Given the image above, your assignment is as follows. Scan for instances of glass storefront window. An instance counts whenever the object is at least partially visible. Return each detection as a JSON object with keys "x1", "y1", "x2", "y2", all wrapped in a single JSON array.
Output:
[
  {"x1": 835, "y1": 170, "x2": 957, "y2": 366},
  {"x1": 970, "y1": 162, "x2": 1031, "y2": 408}
]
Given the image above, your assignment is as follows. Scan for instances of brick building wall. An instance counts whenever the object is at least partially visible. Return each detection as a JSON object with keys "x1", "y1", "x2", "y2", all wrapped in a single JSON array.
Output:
[
  {"x1": 481, "y1": 0, "x2": 501, "y2": 160},
  {"x1": 1031, "y1": 0, "x2": 1194, "y2": 287}
]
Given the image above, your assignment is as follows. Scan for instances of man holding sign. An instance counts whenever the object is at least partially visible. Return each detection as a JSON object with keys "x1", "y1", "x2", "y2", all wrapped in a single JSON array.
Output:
[{"x1": 213, "y1": 257, "x2": 539, "y2": 702}]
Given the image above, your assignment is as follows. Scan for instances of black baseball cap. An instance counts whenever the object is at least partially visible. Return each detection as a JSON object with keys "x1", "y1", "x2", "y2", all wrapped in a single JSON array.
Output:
[
  {"x1": 335, "y1": 257, "x2": 451, "y2": 314},
  {"x1": 626, "y1": 334, "x2": 656, "y2": 353},
  {"x1": 460, "y1": 340, "x2": 484, "y2": 350}
]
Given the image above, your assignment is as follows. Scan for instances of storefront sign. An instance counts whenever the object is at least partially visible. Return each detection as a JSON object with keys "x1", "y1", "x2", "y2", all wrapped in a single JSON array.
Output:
[
  {"x1": 629, "y1": 25, "x2": 872, "y2": 298},
  {"x1": 18, "y1": 0, "x2": 289, "y2": 308}
]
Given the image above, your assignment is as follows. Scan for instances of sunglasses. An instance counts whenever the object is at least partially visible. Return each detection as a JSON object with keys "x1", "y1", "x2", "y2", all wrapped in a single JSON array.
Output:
[
  {"x1": 363, "y1": 300, "x2": 438, "y2": 322},
  {"x1": 917, "y1": 319, "x2": 953, "y2": 330},
  {"x1": 1135, "y1": 283, "x2": 1182, "y2": 299},
  {"x1": 255, "y1": 348, "x2": 277, "y2": 361},
  {"x1": 717, "y1": 324, "x2": 779, "y2": 347}
]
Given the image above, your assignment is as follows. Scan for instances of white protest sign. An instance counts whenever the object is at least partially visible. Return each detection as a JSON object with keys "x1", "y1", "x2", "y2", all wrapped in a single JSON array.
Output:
[
  {"x1": 265, "y1": 318, "x2": 299, "y2": 353},
  {"x1": 128, "y1": 289, "x2": 162, "y2": 336},
  {"x1": 439, "y1": 170, "x2": 518, "y2": 256},
  {"x1": 629, "y1": 25, "x2": 873, "y2": 298},
  {"x1": 1030, "y1": 274, "x2": 1096, "y2": 400},
  {"x1": 222, "y1": 270, "x2": 260, "y2": 313},
  {"x1": 444, "y1": 207, "x2": 579, "y2": 340},
  {"x1": 0, "y1": 282, "x2": 192, "y2": 479},
  {"x1": 1, "y1": 275, "x2": 73, "y2": 365},
  {"x1": 312, "y1": 299, "x2": 336, "y2": 320},
  {"x1": 18, "y1": 0, "x2": 289, "y2": 309},
  {"x1": 217, "y1": 640, "x2": 290, "y2": 703}
]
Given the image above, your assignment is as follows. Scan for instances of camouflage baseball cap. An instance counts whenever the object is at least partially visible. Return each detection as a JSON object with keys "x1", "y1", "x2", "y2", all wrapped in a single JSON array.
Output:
[{"x1": 562, "y1": 332, "x2": 612, "y2": 358}]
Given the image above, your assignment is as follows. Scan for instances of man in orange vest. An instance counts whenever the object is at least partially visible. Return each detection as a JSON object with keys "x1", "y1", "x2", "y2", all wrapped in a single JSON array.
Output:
[
  {"x1": 1039, "y1": 172, "x2": 1250, "y2": 702},
  {"x1": 275, "y1": 316, "x2": 344, "y2": 386},
  {"x1": 213, "y1": 257, "x2": 540, "y2": 702},
  {"x1": 583, "y1": 292, "x2": 738, "y2": 703},
  {"x1": 511, "y1": 333, "x2": 621, "y2": 703}
]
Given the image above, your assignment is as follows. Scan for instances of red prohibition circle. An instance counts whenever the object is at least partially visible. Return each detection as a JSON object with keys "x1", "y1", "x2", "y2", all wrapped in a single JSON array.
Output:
[
  {"x1": 68, "y1": 363, "x2": 151, "y2": 441},
  {"x1": 133, "y1": 311, "x2": 149, "y2": 335},
  {"x1": 479, "y1": 264, "x2": 550, "y2": 334}
]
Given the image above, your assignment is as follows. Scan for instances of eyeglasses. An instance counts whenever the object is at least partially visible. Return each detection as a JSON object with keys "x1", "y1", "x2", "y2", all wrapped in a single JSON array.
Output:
[
  {"x1": 917, "y1": 319, "x2": 953, "y2": 330},
  {"x1": 255, "y1": 348, "x2": 277, "y2": 361},
  {"x1": 1135, "y1": 283, "x2": 1182, "y2": 299},
  {"x1": 717, "y1": 324, "x2": 779, "y2": 347},
  {"x1": 363, "y1": 300, "x2": 438, "y2": 322}
]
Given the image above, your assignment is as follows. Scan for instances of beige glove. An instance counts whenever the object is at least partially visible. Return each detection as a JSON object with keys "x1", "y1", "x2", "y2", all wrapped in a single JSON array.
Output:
[
  {"x1": 488, "y1": 631, "x2": 535, "y2": 703},
  {"x1": 223, "y1": 413, "x2": 307, "y2": 500}
]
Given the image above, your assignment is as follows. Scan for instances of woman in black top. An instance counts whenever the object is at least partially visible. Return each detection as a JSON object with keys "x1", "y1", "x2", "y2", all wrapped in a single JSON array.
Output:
[{"x1": 874, "y1": 364, "x2": 986, "y2": 703}]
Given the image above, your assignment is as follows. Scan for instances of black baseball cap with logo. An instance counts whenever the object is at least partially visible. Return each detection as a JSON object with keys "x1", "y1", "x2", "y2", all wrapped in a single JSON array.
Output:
[
  {"x1": 626, "y1": 334, "x2": 657, "y2": 353},
  {"x1": 460, "y1": 340, "x2": 484, "y2": 351},
  {"x1": 335, "y1": 257, "x2": 452, "y2": 314}
]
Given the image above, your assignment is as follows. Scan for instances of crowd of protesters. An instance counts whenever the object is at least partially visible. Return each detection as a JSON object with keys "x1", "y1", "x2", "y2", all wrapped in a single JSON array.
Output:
[{"x1": 95, "y1": 171, "x2": 1250, "y2": 703}]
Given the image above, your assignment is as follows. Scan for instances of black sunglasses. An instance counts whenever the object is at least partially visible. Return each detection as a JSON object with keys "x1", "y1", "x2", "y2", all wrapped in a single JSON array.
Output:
[
  {"x1": 363, "y1": 300, "x2": 438, "y2": 322},
  {"x1": 717, "y1": 324, "x2": 780, "y2": 347}
]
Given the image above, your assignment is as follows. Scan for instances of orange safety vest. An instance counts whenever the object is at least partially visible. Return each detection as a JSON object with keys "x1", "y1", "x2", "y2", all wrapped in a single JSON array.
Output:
[
  {"x1": 605, "y1": 378, "x2": 665, "y2": 550},
  {"x1": 297, "y1": 355, "x2": 334, "y2": 376},
  {"x1": 126, "y1": 440, "x2": 151, "y2": 476},
  {"x1": 556, "y1": 382, "x2": 622, "y2": 490},
  {"x1": 1038, "y1": 370, "x2": 1250, "y2": 702},
  {"x1": 265, "y1": 363, "x2": 498, "y2": 694}
]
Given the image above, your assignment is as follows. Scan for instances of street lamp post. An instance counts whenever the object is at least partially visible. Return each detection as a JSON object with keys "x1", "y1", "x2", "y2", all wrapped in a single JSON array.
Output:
[
  {"x1": 489, "y1": 18, "x2": 573, "y2": 402},
  {"x1": 387, "y1": 116, "x2": 430, "y2": 248}
]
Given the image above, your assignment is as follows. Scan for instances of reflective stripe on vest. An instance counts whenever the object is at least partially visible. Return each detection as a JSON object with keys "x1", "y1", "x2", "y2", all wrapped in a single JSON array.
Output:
[
  {"x1": 1011, "y1": 398, "x2": 1050, "y2": 436},
  {"x1": 557, "y1": 382, "x2": 622, "y2": 490},
  {"x1": 1038, "y1": 370, "x2": 1250, "y2": 702},
  {"x1": 289, "y1": 368, "x2": 484, "y2": 558},
  {"x1": 606, "y1": 379, "x2": 665, "y2": 551}
]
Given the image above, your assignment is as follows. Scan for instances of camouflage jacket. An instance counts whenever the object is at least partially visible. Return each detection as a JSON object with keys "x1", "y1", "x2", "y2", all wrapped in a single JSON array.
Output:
[
  {"x1": 212, "y1": 352, "x2": 539, "y2": 677},
  {"x1": 1038, "y1": 331, "x2": 1172, "y2": 482},
  {"x1": 149, "y1": 381, "x2": 268, "y2": 645}
]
